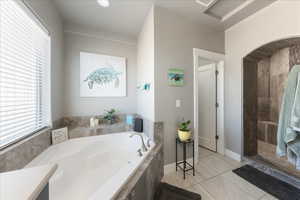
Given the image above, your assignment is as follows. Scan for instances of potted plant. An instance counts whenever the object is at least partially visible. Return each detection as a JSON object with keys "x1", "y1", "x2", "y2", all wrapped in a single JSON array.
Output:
[
  {"x1": 103, "y1": 109, "x2": 117, "y2": 124},
  {"x1": 178, "y1": 119, "x2": 191, "y2": 141}
]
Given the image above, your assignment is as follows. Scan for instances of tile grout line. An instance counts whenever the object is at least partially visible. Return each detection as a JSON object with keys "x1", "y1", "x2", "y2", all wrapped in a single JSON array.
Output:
[
  {"x1": 191, "y1": 153, "x2": 252, "y2": 199},
  {"x1": 196, "y1": 153, "x2": 240, "y2": 181},
  {"x1": 189, "y1": 157, "x2": 238, "y2": 190},
  {"x1": 192, "y1": 166, "x2": 234, "y2": 186}
]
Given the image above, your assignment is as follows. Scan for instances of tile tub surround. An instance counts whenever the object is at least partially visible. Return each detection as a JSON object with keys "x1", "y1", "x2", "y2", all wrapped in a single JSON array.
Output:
[
  {"x1": 0, "y1": 118, "x2": 64, "y2": 173},
  {"x1": 0, "y1": 129, "x2": 52, "y2": 172},
  {"x1": 154, "y1": 122, "x2": 164, "y2": 144},
  {"x1": 114, "y1": 143, "x2": 164, "y2": 200},
  {"x1": 61, "y1": 115, "x2": 164, "y2": 144},
  {"x1": 142, "y1": 117, "x2": 164, "y2": 144},
  {"x1": 0, "y1": 114, "x2": 163, "y2": 173},
  {"x1": 61, "y1": 115, "x2": 135, "y2": 139},
  {"x1": 0, "y1": 117, "x2": 163, "y2": 199}
]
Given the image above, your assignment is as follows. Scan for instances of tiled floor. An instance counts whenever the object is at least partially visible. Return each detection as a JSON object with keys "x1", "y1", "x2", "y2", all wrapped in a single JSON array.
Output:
[{"x1": 162, "y1": 147, "x2": 278, "y2": 200}]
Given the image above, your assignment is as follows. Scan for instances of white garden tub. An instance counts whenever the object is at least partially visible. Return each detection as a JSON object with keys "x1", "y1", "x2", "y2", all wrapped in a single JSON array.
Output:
[{"x1": 26, "y1": 132, "x2": 154, "y2": 200}]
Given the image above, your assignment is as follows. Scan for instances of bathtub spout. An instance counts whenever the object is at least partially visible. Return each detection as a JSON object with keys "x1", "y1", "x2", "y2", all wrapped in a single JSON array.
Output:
[{"x1": 130, "y1": 133, "x2": 148, "y2": 152}]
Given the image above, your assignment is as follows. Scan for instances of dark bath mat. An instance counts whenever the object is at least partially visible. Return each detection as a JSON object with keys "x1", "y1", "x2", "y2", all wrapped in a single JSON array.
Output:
[
  {"x1": 154, "y1": 182, "x2": 201, "y2": 200},
  {"x1": 233, "y1": 165, "x2": 300, "y2": 200}
]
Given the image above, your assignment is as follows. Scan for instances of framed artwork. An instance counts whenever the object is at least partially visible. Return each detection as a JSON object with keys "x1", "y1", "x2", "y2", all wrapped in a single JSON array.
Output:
[
  {"x1": 168, "y1": 68, "x2": 184, "y2": 86},
  {"x1": 80, "y1": 52, "x2": 127, "y2": 97}
]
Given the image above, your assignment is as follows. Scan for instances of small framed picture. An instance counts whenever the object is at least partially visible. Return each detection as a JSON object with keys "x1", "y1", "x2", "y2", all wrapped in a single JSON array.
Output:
[
  {"x1": 168, "y1": 68, "x2": 184, "y2": 87},
  {"x1": 52, "y1": 127, "x2": 68, "y2": 145}
]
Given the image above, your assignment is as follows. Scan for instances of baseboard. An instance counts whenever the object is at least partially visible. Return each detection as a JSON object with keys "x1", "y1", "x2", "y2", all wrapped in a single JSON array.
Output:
[
  {"x1": 164, "y1": 158, "x2": 194, "y2": 175},
  {"x1": 225, "y1": 149, "x2": 241, "y2": 162}
]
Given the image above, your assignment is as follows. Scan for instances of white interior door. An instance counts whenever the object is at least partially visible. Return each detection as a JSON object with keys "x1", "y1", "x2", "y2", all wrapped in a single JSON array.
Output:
[
  {"x1": 198, "y1": 64, "x2": 217, "y2": 151},
  {"x1": 216, "y1": 61, "x2": 224, "y2": 155}
]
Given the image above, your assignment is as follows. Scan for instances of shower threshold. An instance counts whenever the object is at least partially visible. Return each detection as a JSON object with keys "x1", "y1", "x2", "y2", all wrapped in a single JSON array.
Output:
[{"x1": 243, "y1": 155, "x2": 300, "y2": 189}]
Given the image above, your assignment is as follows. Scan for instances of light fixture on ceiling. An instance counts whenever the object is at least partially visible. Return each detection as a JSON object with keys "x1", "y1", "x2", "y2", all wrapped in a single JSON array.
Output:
[{"x1": 97, "y1": 0, "x2": 110, "y2": 7}]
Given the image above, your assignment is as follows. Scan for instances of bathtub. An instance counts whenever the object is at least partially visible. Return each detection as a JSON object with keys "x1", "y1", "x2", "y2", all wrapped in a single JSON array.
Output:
[{"x1": 26, "y1": 132, "x2": 155, "y2": 200}]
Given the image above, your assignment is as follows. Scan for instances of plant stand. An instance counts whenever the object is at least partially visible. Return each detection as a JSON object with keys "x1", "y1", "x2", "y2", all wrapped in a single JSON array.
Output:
[{"x1": 175, "y1": 137, "x2": 195, "y2": 179}]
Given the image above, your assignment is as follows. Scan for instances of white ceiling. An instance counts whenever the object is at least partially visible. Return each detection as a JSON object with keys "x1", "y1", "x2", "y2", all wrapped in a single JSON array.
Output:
[{"x1": 53, "y1": 0, "x2": 275, "y2": 39}]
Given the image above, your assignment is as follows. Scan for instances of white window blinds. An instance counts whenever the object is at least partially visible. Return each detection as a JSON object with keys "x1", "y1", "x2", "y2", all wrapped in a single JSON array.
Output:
[{"x1": 0, "y1": 0, "x2": 51, "y2": 148}]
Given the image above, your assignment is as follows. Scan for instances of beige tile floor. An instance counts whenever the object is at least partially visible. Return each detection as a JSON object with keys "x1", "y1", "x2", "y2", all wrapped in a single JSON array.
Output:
[{"x1": 162, "y1": 147, "x2": 278, "y2": 200}]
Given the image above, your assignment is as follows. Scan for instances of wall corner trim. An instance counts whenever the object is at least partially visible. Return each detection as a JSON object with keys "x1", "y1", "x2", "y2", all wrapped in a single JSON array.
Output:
[{"x1": 225, "y1": 149, "x2": 242, "y2": 162}]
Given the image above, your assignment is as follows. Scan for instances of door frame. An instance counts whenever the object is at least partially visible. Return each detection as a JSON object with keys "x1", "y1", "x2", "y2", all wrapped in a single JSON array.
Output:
[{"x1": 193, "y1": 48, "x2": 225, "y2": 163}]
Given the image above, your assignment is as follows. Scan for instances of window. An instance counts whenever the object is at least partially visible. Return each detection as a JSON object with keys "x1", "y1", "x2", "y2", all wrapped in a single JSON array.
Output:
[{"x1": 0, "y1": 0, "x2": 51, "y2": 148}]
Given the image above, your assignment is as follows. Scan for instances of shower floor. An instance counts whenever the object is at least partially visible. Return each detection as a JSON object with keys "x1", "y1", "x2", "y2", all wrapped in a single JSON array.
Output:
[{"x1": 254, "y1": 140, "x2": 300, "y2": 179}]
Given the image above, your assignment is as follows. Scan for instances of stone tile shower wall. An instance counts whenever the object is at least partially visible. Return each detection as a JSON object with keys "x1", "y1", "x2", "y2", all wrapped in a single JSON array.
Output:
[
  {"x1": 257, "y1": 48, "x2": 290, "y2": 146},
  {"x1": 243, "y1": 58, "x2": 258, "y2": 156},
  {"x1": 244, "y1": 44, "x2": 300, "y2": 157}
]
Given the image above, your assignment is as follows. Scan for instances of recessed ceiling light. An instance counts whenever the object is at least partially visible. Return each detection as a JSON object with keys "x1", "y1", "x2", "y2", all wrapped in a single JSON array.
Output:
[{"x1": 97, "y1": 0, "x2": 110, "y2": 7}]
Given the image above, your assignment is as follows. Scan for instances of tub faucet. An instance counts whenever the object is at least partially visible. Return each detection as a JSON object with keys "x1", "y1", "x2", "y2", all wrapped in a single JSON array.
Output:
[
  {"x1": 137, "y1": 149, "x2": 143, "y2": 157},
  {"x1": 146, "y1": 139, "x2": 151, "y2": 148},
  {"x1": 130, "y1": 132, "x2": 148, "y2": 152}
]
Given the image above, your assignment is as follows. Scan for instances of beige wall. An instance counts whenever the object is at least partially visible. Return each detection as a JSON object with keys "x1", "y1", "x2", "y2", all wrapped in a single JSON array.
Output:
[
  {"x1": 137, "y1": 7, "x2": 155, "y2": 121},
  {"x1": 26, "y1": 0, "x2": 64, "y2": 121},
  {"x1": 155, "y1": 7, "x2": 225, "y2": 164},
  {"x1": 63, "y1": 32, "x2": 137, "y2": 116},
  {"x1": 225, "y1": 0, "x2": 300, "y2": 155}
]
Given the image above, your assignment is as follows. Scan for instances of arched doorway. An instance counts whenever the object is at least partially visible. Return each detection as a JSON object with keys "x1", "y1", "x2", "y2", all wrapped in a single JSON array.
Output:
[{"x1": 243, "y1": 38, "x2": 300, "y2": 178}]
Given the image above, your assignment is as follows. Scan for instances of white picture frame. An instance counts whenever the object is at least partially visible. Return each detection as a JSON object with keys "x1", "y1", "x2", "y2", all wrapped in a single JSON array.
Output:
[{"x1": 80, "y1": 52, "x2": 127, "y2": 97}]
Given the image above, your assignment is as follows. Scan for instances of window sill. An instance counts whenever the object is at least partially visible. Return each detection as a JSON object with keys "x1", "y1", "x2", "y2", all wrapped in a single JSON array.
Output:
[{"x1": 0, "y1": 127, "x2": 52, "y2": 153}]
